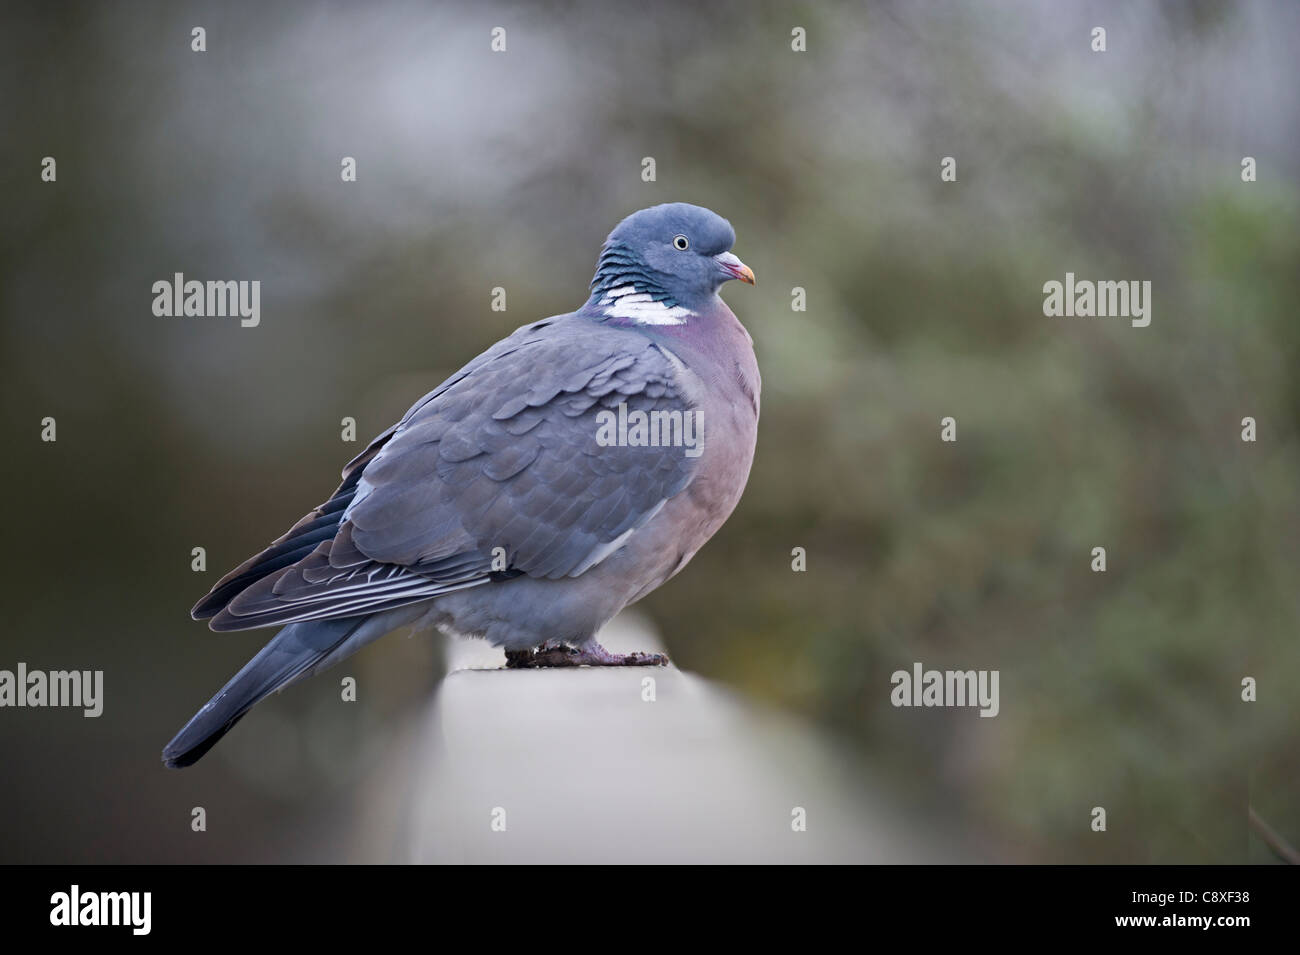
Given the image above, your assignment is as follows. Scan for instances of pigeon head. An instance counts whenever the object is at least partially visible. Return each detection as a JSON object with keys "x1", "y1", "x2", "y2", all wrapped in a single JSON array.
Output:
[{"x1": 586, "y1": 202, "x2": 754, "y2": 324}]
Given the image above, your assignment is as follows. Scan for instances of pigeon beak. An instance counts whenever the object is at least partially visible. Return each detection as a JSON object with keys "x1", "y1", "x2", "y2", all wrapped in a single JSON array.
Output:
[{"x1": 714, "y1": 251, "x2": 755, "y2": 285}]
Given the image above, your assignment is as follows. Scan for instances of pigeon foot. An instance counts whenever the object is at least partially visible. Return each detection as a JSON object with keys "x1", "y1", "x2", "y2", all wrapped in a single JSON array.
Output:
[{"x1": 504, "y1": 642, "x2": 669, "y2": 668}]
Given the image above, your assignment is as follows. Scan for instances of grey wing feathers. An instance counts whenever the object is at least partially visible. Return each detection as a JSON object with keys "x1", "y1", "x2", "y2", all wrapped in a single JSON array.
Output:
[
  {"x1": 194, "y1": 318, "x2": 699, "y2": 631},
  {"x1": 189, "y1": 440, "x2": 385, "y2": 620}
]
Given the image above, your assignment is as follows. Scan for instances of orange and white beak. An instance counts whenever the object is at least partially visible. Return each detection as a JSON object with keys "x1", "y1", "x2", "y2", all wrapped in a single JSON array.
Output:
[{"x1": 714, "y1": 251, "x2": 755, "y2": 285}]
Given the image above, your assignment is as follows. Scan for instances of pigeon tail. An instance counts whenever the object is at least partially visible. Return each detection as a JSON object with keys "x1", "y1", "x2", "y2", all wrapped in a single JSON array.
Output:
[{"x1": 162, "y1": 615, "x2": 371, "y2": 768}]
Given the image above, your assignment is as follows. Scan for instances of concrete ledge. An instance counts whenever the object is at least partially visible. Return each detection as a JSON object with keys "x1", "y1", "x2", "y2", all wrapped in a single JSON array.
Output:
[{"x1": 397, "y1": 613, "x2": 958, "y2": 863}]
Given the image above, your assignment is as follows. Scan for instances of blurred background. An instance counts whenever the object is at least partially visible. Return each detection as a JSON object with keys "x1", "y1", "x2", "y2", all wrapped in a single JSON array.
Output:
[{"x1": 1, "y1": 0, "x2": 1297, "y2": 863}]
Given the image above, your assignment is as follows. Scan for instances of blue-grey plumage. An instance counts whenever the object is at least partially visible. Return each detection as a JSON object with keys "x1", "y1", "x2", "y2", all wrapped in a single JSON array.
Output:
[{"x1": 164, "y1": 203, "x2": 759, "y2": 768}]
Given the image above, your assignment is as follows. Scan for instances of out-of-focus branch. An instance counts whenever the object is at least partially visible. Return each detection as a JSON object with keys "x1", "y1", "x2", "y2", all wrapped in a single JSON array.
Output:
[{"x1": 1249, "y1": 806, "x2": 1300, "y2": 865}]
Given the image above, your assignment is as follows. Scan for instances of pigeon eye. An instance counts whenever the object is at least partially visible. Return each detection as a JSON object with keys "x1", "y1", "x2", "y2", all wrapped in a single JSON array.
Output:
[{"x1": 672, "y1": 235, "x2": 690, "y2": 251}]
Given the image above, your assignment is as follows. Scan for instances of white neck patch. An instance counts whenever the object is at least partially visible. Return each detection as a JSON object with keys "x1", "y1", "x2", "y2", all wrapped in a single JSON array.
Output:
[{"x1": 599, "y1": 285, "x2": 694, "y2": 325}]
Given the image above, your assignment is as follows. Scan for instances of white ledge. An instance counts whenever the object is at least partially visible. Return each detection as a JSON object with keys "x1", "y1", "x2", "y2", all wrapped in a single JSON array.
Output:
[{"x1": 377, "y1": 613, "x2": 963, "y2": 863}]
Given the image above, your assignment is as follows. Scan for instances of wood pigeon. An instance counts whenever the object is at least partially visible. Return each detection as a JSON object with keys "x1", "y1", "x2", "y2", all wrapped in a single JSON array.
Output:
[{"x1": 163, "y1": 202, "x2": 759, "y2": 767}]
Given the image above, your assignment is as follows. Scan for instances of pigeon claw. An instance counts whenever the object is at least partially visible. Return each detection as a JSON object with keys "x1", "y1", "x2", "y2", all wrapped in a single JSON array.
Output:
[{"x1": 504, "y1": 643, "x2": 669, "y2": 669}]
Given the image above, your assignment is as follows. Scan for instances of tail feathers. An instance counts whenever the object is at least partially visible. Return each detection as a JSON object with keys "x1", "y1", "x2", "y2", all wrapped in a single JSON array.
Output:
[{"x1": 162, "y1": 616, "x2": 366, "y2": 768}]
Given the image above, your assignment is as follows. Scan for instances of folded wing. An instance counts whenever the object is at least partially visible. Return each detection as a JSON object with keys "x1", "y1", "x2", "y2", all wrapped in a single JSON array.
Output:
[{"x1": 194, "y1": 319, "x2": 700, "y2": 631}]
